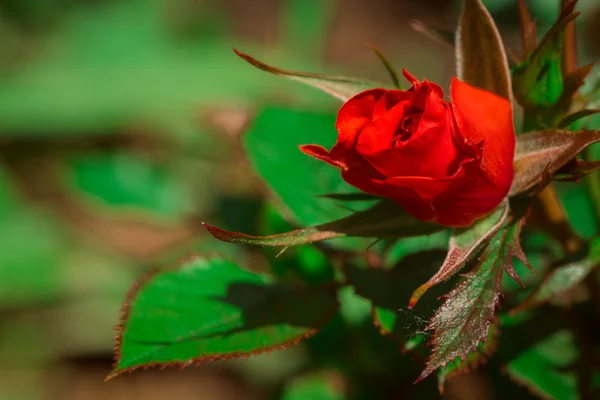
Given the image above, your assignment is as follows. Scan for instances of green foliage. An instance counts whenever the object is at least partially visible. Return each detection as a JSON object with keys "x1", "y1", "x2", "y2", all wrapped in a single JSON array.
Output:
[
  {"x1": 67, "y1": 152, "x2": 194, "y2": 217},
  {"x1": 0, "y1": 0, "x2": 331, "y2": 135},
  {"x1": 513, "y1": 2, "x2": 575, "y2": 109},
  {"x1": 243, "y1": 107, "x2": 367, "y2": 227},
  {"x1": 506, "y1": 330, "x2": 578, "y2": 400},
  {"x1": 110, "y1": 257, "x2": 338, "y2": 377}
]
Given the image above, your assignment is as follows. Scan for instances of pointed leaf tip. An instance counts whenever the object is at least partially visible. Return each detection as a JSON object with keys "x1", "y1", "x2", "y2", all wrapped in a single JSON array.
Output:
[
  {"x1": 366, "y1": 41, "x2": 402, "y2": 89},
  {"x1": 456, "y1": 0, "x2": 511, "y2": 99},
  {"x1": 232, "y1": 49, "x2": 391, "y2": 102},
  {"x1": 510, "y1": 129, "x2": 600, "y2": 196},
  {"x1": 204, "y1": 200, "x2": 442, "y2": 249}
]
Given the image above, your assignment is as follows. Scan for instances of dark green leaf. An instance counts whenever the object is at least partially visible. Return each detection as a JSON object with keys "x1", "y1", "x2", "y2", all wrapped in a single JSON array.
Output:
[
  {"x1": 559, "y1": 181, "x2": 599, "y2": 239},
  {"x1": 203, "y1": 200, "x2": 441, "y2": 248},
  {"x1": 281, "y1": 371, "x2": 346, "y2": 400},
  {"x1": 558, "y1": 109, "x2": 600, "y2": 129},
  {"x1": 510, "y1": 129, "x2": 600, "y2": 196},
  {"x1": 345, "y1": 249, "x2": 449, "y2": 343},
  {"x1": 511, "y1": 238, "x2": 600, "y2": 314},
  {"x1": 409, "y1": 201, "x2": 509, "y2": 308},
  {"x1": 109, "y1": 256, "x2": 338, "y2": 378},
  {"x1": 416, "y1": 214, "x2": 527, "y2": 382},
  {"x1": 456, "y1": 0, "x2": 511, "y2": 99},
  {"x1": 505, "y1": 331, "x2": 578, "y2": 400},
  {"x1": 234, "y1": 49, "x2": 389, "y2": 102}
]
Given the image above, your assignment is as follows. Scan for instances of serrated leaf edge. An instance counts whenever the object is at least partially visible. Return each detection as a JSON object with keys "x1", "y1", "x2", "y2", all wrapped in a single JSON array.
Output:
[{"x1": 107, "y1": 254, "x2": 338, "y2": 380}]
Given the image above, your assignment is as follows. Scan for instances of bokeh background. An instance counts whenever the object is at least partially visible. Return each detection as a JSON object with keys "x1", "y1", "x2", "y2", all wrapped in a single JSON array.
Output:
[{"x1": 0, "y1": 0, "x2": 599, "y2": 399}]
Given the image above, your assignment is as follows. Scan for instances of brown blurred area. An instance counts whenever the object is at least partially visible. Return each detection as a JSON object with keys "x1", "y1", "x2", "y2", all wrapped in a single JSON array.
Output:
[{"x1": 0, "y1": 0, "x2": 599, "y2": 399}]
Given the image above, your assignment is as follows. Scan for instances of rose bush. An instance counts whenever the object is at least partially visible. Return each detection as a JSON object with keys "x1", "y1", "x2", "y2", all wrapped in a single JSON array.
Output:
[{"x1": 300, "y1": 70, "x2": 515, "y2": 227}]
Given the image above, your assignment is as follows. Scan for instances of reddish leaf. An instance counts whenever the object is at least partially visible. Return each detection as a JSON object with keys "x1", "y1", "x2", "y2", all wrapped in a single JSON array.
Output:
[
  {"x1": 517, "y1": 0, "x2": 537, "y2": 59},
  {"x1": 554, "y1": 158, "x2": 600, "y2": 181},
  {"x1": 558, "y1": 63, "x2": 596, "y2": 110},
  {"x1": 234, "y1": 49, "x2": 389, "y2": 102},
  {"x1": 204, "y1": 200, "x2": 442, "y2": 248},
  {"x1": 409, "y1": 201, "x2": 509, "y2": 308},
  {"x1": 437, "y1": 326, "x2": 499, "y2": 394},
  {"x1": 456, "y1": 0, "x2": 511, "y2": 99},
  {"x1": 416, "y1": 213, "x2": 528, "y2": 382},
  {"x1": 510, "y1": 129, "x2": 600, "y2": 196},
  {"x1": 410, "y1": 20, "x2": 455, "y2": 48}
]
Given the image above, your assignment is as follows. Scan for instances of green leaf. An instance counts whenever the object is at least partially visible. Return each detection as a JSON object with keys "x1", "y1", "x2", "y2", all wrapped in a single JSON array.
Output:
[
  {"x1": 383, "y1": 231, "x2": 451, "y2": 267},
  {"x1": 203, "y1": 200, "x2": 442, "y2": 248},
  {"x1": 510, "y1": 129, "x2": 600, "y2": 196},
  {"x1": 456, "y1": 0, "x2": 511, "y2": 99},
  {"x1": 505, "y1": 330, "x2": 578, "y2": 400},
  {"x1": 67, "y1": 152, "x2": 194, "y2": 218},
  {"x1": 409, "y1": 201, "x2": 510, "y2": 308},
  {"x1": 416, "y1": 213, "x2": 527, "y2": 382},
  {"x1": 512, "y1": 1, "x2": 578, "y2": 110},
  {"x1": 559, "y1": 181, "x2": 599, "y2": 239},
  {"x1": 281, "y1": 371, "x2": 346, "y2": 400},
  {"x1": 243, "y1": 106, "x2": 377, "y2": 250},
  {"x1": 511, "y1": 238, "x2": 600, "y2": 314},
  {"x1": 558, "y1": 109, "x2": 600, "y2": 129},
  {"x1": 234, "y1": 50, "x2": 389, "y2": 102},
  {"x1": 109, "y1": 256, "x2": 338, "y2": 378}
]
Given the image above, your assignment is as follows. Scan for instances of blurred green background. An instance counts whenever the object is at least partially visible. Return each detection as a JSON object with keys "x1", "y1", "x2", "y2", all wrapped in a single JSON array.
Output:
[{"x1": 0, "y1": 0, "x2": 598, "y2": 399}]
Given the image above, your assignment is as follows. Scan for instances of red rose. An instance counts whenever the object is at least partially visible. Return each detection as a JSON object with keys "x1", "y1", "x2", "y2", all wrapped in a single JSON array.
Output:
[{"x1": 300, "y1": 70, "x2": 515, "y2": 227}]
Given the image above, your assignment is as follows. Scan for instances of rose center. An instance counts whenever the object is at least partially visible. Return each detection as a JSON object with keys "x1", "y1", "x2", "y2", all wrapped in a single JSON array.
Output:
[{"x1": 393, "y1": 115, "x2": 417, "y2": 145}]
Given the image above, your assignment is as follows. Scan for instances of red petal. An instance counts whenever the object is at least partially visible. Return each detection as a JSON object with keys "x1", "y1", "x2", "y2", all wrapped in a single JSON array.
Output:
[
  {"x1": 335, "y1": 89, "x2": 387, "y2": 152},
  {"x1": 450, "y1": 78, "x2": 515, "y2": 191},
  {"x1": 299, "y1": 144, "x2": 347, "y2": 169},
  {"x1": 402, "y1": 69, "x2": 419, "y2": 86}
]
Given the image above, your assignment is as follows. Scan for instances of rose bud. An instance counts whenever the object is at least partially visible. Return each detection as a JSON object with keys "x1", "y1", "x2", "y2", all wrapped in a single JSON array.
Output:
[{"x1": 300, "y1": 70, "x2": 515, "y2": 227}]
